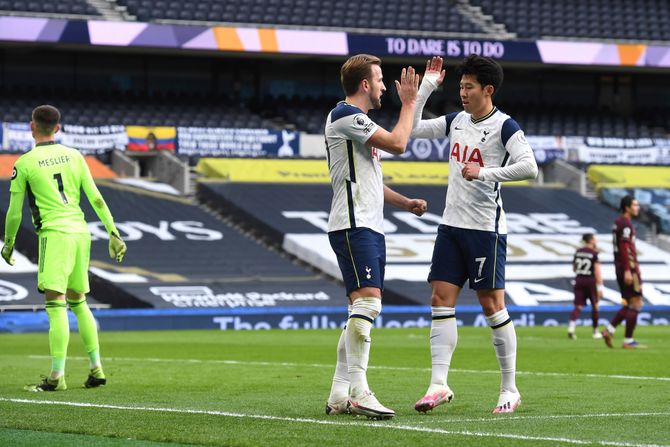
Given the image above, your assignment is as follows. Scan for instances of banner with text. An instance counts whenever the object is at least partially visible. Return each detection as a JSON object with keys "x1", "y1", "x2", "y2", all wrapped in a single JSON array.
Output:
[
  {"x1": 347, "y1": 35, "x2": 542, "y2": 61},
  {"x1": 177, "y1": 128, "x2": 299, "y2": 157},
  {"x1": 2, "y1": 122, "x2": 128, "y2": 154}
]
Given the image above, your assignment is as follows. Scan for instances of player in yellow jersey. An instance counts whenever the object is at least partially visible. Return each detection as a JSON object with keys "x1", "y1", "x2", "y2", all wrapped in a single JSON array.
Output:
[{"x1": 2, "y1": 105, "x2": 127, "y2": 391}]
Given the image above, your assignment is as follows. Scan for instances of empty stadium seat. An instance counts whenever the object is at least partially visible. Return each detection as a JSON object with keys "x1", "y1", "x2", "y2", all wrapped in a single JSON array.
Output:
[
  {"x1": 2, "y1": 0, "x2": 101, "y2": 16},
  {"x1": 470, "y1": 0, "x2": 670, "y2": 41},
  {"x1": 114, "y1": 0, "x2": 485, "y2": 34}
]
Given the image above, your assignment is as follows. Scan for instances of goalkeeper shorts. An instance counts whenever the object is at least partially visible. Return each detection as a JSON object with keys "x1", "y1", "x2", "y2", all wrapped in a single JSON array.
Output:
[{"x1": 38, "y1": 230, "x2": 91, "y2": 294}]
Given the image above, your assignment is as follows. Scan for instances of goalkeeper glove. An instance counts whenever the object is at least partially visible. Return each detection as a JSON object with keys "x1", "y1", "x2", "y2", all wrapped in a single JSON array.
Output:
[
  {"x1": 109, "y1": 231, "x2": 127, "y2": 263},
  {"x1": 1, "y1": 238, "x2": 15, "y2": 266}
]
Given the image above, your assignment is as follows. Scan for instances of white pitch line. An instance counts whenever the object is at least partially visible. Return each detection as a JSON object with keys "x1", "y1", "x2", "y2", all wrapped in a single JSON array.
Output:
[
  {"x1": 27, "y1": 355, "x2": 670, "y2": 382},
  {"x1": 0, "y1": 398, "x2": 667, "y2": 447},
  {"x1": 414, "y1": 412, "x2": 670, "y2": 425}
]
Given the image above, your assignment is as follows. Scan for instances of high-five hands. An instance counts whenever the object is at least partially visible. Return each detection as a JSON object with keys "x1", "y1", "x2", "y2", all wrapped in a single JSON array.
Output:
[
  {"x1": 423, "y1": 56, "x2": 446, "y2": 86},
  {"x1": 396, "y1": 66, "x2": 420, "y2": 105}
]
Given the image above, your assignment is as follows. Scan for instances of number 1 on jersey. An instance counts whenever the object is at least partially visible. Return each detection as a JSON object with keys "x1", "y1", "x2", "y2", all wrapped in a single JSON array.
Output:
[{"x1": 53, "y1": 173, "x2": 68, "y2": 204}]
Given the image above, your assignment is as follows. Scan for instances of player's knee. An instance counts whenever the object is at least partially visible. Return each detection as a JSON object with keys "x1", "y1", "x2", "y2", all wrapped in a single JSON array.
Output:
[
  {"x1": 431, "y1": 292, "x2": 447, "y2": 306},
  {"x1": 351, "y1": 297, "x2": 381, "y2": 319},
  {"x1": 348, "y1": 297, "x2": 381, "y2": 336},
  {"x1": 65, "y1": 289, "x2": 85, "y2": 302}
]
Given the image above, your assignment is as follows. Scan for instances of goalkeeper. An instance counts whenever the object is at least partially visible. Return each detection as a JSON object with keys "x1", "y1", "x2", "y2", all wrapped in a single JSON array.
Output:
[{"x1": 2, "y1": 105, "x2": 127, "y2": 392}]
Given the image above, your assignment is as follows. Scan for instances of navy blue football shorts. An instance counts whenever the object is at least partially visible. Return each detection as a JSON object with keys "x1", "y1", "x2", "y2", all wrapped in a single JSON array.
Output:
[
  {"x1": 328, "y1": 227, "x2": 386, "y2": 296},
  {"x1": 428, "y1": 224, "x2": 506, "y2": 290}
]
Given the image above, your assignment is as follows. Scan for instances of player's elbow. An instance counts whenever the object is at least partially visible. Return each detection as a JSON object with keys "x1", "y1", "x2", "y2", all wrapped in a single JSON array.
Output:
[
  {"x1": 92, "y1": 197, "x2": 106, "y2": 209},
  {"x1": 391, "y1": 143, "x2": 407, "y2": 154},
  {"x1": 520, "y1": 159, "x2": 538, "y2": 180},
  {"x1": 387, "y1": 136, "x2": 408, "y2": 154}
]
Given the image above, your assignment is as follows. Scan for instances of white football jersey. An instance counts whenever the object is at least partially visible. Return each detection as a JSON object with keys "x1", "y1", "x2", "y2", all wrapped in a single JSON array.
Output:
[
  {"x1": 412, "y1": 107, "x2": 537, "y2": 234},
  {"x1": 325, "y1": 101, "x2": 384, "y2": 234}
]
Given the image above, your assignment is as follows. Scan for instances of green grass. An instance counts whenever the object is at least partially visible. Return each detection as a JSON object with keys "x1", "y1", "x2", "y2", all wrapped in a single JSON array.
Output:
[{"x1": 1, "y1": 326, "x2": 669, "y2": 447}]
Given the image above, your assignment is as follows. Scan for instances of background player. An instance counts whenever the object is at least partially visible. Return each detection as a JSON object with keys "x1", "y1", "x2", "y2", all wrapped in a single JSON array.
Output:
[
  {"x1": 2, "y1": 105, "x2": 127, "y2": 391},
  {"x1": 601, "y1": 195, "x2": 646, "y2": 349},
  {"x1": 410, "y1": 55, "x2": 538, "y2": 414},
  {"x1": 568, "y1": 233, "x2": 604, "y2": 340},
  {"x1": 324, "y1": 54, "x2": 427, "y2": 419}
]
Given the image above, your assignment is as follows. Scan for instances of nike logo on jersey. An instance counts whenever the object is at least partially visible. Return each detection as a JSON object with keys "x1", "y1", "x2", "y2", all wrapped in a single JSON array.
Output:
[
  {"x1": 474, "y1": 277, "x2": 486, "y2": 283},
  {"x1": 454, "y1": 126, "x2": 463, "y2": 130}
]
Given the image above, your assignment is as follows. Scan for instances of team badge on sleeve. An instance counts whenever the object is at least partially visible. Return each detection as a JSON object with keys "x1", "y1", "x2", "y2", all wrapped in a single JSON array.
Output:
[
  {"x1": 11, "y1": 167, "x2": 17, "y2": 180},
  {"x1": 354, "y1": 114, "x2": 375, "y2": 135},
  {"x1": 354, "y1": 114, "x2": 367, "y2": 127}
]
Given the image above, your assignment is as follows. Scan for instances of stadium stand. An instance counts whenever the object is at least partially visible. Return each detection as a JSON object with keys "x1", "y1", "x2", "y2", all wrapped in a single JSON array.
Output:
[
  {"x1": 1, "y1": 89, "x2": 665, "y2": 138},
  {"x1": 115, "y1": 0, "x2": 486, "y2": 35},
  {"x1": 470, "y1": 0, "x2": 670, "y2": 41},
  {"x1": 601, "y1": 187, "x2": 670, "y2": 234},
  {"x1": 198, "y1": 180, "x2": 669, "y2": 308},
  {"x1": 0, "y1": 0, "x2": 100, "y2": 16},
  {"x1": 0, "y1": 90, "x2": 268, "y2": 128},
  {"x1": 0, "y1": 180, "x2": 351, "y2": 309},
  {"x1": 272, "y1": 95, "x2": 664, "y2": 138}
]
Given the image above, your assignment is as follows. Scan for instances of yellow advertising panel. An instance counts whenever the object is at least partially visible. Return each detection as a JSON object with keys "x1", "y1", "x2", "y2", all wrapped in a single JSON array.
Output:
[
  {"x1": 196, "y1": 158, "x2": 453, "y2": 184},
  {"x1": 588, "y1": 165, "x2": 670, "y2": 189}
]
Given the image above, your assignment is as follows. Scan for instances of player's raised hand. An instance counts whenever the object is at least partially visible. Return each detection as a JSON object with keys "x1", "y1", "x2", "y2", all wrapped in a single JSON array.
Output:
[
  {"x1": 424, "y1": 56, "x2": 446, "y2": 86},
  {"x1": 407, "y1": 198, "x2": 428, "y2": 216},
  {"x1": 395, "y1": 66, "x2": 419, "y2": 105},
  {"x1": 461, "y1": 163, "x2": 481, "y2": 181},
  {"x1": 108, "y1": 231, "x2": 127, "y2": 263},
  {"x1": 1, "y1": 241, "x2": 15, "y2": 266}
]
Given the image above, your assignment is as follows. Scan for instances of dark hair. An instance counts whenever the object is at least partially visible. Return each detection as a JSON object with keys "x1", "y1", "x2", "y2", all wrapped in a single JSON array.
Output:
[
  {"x1": 340, "y1": 54, "x2": 382, "y2": 96},
  {"x1": 458, "y1": 55, "x2": 504, "y2": 96},
  {"x1": 32, "y1": 105, "x2": 61, "y2": 136},
  {"x1": 619, "y1": 195, "x2": 635, "y2": 212},
  {"x1": 582, "y1": 233, "x2": 595, "y2": 244}
]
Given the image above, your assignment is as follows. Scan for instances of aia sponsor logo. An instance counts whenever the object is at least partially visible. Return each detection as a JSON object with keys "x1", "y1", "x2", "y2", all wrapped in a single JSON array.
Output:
[
  {"x1": 371, "y1": 147, "x2": 381, "y2": 161},
  {"x1": 450, "y1": 142, "x2": 483, "y2": 167}
]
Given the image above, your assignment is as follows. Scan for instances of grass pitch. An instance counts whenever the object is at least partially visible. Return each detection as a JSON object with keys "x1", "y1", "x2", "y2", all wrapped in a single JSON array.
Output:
[{"x1": 0, "y1": 326, "x2": 669, "y2": 447}]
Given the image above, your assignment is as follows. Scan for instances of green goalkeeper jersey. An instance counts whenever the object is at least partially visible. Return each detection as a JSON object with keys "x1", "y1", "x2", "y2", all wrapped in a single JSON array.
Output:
[{"x1": 9, "y1": 142, "x2": 115, "y2": 234}]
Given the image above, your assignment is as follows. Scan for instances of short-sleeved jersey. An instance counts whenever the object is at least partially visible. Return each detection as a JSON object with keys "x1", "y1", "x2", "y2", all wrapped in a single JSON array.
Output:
[
  {"x1": 613, "y1": 216, "x2": 639, "y2": 272},
  {"x1": 324, "y1": 101, "x2": 383, "y2": 234},
  {"x1": 441, "y1": 109, "x2": 534, "y2": 234},
  {"x1": 573, "y1": 246, "x2": 598, "y2": 278},
  {"x1": 10, "y1": 142, "x2": 91, "y2": 234}
]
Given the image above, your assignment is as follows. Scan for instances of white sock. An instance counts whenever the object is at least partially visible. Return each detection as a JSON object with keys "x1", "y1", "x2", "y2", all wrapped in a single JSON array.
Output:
[
  {"x1": 568, "y1": 320, "x2": 576, "y2": 333},
  {"x1": 607, "y1": 324, "x2": 616, "y2": 334},
  {"x1": 428, "y1": 306, "x2": 457, "y2": 393},
  {"x1": 346, "y1": 298, "x2": 381, "y2": 398},
  {"x1": 486, "y1": 308, "x2": 518, "y2": 394},
  {"x1": 328, "y1": 305, "x2": 352, "y2": 402}
]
